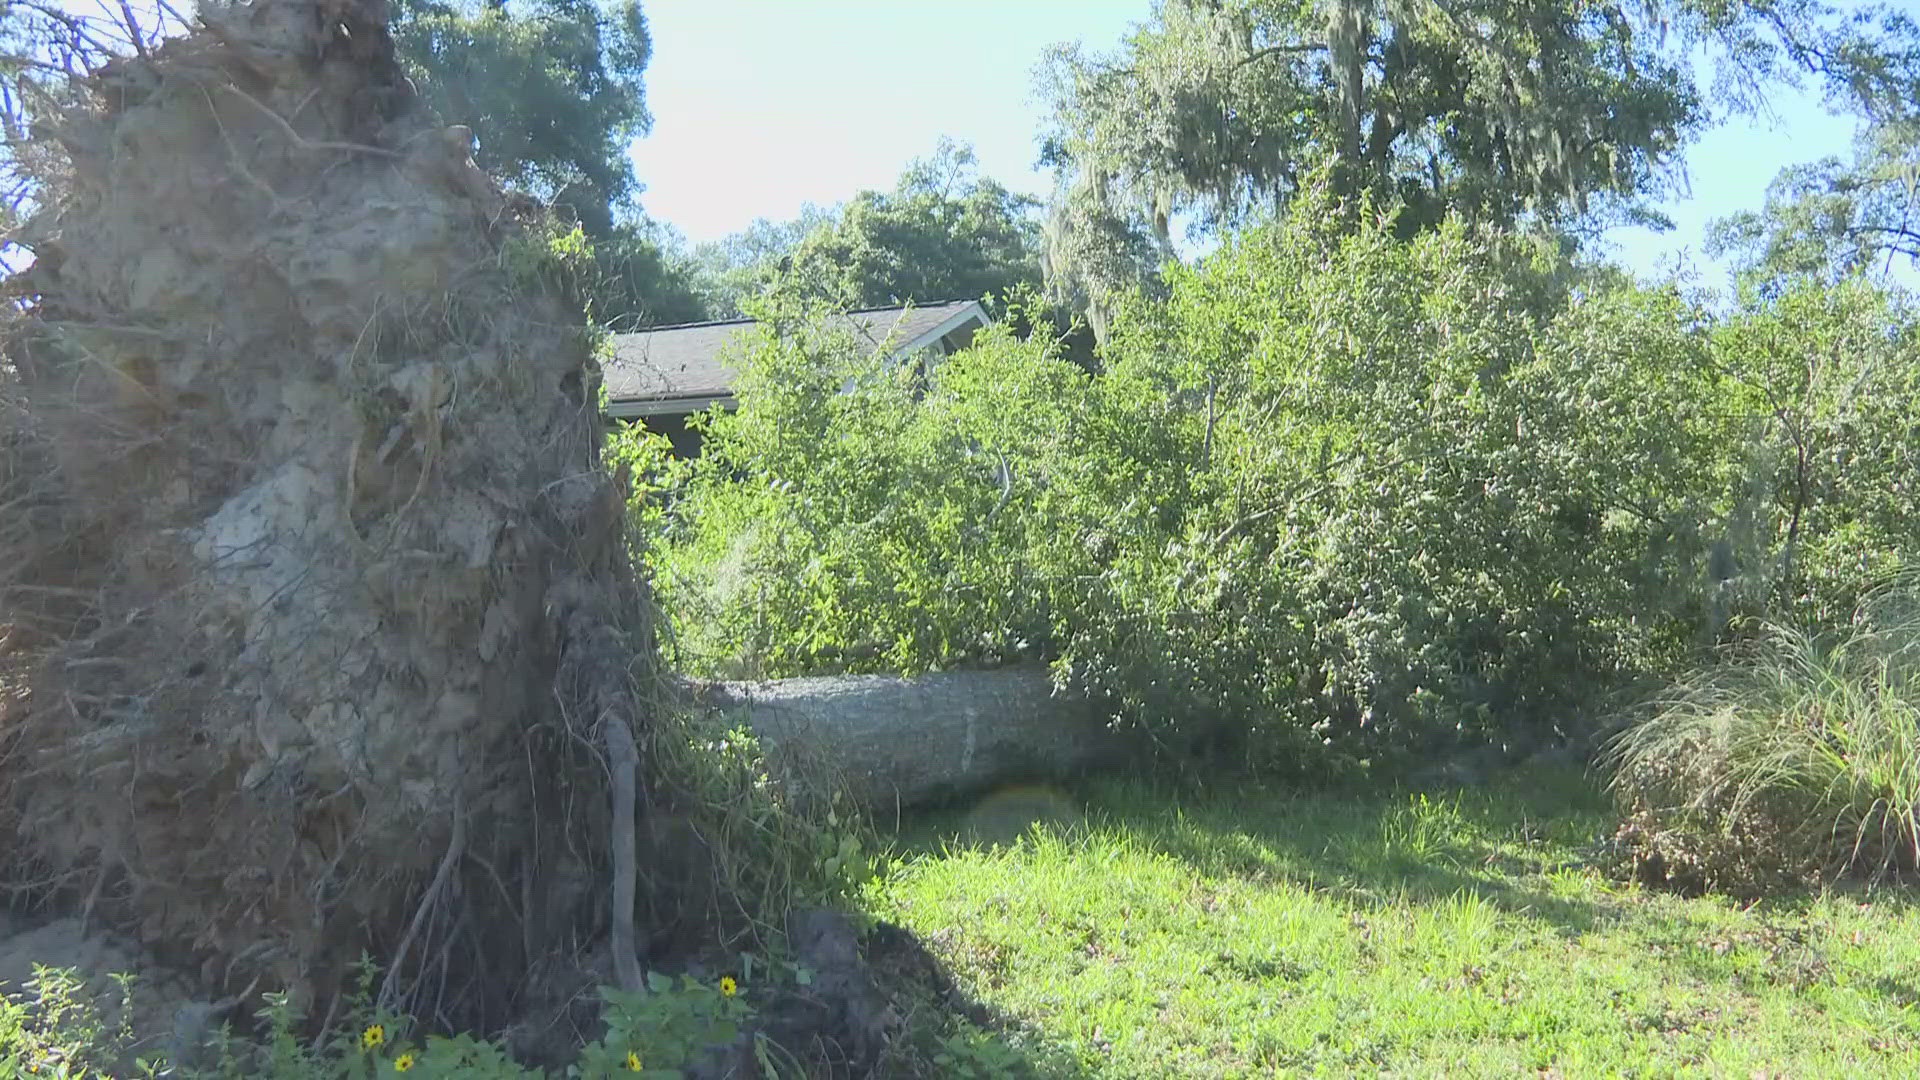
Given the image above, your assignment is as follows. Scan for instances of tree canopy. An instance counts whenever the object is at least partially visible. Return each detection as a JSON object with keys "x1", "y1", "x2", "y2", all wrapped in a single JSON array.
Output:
[
  {"x1": 1037, "y1": 0, "x2": 1920, "y2": 333},
  {"x1": 391, "y1": 0, "x2": 713, "y2": 326},
  {"x1": 779, "y1": 140, "x2": 1043, "y2": 310},
  {"x1": 1709, "y1": 118, "x2": 1920, "y2": 295},
  {"x1": 393, "y1": 0, "x2": 653, "y2": 226},
  {"x1": 687, "y1": 210, "x2": 836, "y2": 319},
  {"x1": 691, "y1": 141, "x2": 1043, "y2": 318}
]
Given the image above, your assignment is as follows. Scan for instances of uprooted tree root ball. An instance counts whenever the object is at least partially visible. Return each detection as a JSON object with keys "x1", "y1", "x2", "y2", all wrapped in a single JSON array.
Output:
[{"x1": 0, "y1": 0, "x2": 658, "y2": 1039}]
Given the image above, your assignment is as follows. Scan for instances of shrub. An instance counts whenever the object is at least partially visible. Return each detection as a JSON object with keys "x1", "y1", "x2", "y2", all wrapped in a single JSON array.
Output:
[
  {"x1": 1704, "y1": 281, "x2": 1920, "y2": 626},
  {"x1": 1602, "y1": 578, "x2": 1920, "y2": 894},
  {"x1": 1062, "y1": 209, "x2": 1730, "y2": 766},
  {"x1": 646, "y1": 189, "x2": 1920, "y2": 773},
  {"x1": 647, "y1": 287, "x2": 1099, "y2": 680},
  {"x1": 0, "y1": 966, "x2": 142, "y2": 1078}
]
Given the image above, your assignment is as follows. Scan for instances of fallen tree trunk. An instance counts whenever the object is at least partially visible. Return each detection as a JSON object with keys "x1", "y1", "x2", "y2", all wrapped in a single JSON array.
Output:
[{"x1": 710, "y1": 666, "x2": 1129, "y2": 808}]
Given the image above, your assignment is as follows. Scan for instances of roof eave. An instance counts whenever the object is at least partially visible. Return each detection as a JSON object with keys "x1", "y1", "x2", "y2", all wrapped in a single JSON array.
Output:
[
  {"x1": 606, "y1": 392, "x2": 737, "y2": 420},
  {"x1": 885, "y1": 300, "x2": 990, "y2": 358}
]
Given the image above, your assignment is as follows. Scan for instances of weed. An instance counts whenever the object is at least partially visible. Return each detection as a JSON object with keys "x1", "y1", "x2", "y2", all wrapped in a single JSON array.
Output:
[{"x1": 574, "y1": 971, "x2": 754, "y2": 1077}]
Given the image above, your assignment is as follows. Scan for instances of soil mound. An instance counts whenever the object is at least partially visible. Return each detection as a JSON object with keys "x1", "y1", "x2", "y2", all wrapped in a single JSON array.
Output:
[{"x1": 1, "y1": 0, "x2": 649, "y2": 1031}]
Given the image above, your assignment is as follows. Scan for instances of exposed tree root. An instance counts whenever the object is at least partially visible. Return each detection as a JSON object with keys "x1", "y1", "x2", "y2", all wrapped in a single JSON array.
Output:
[{"x1": 0, "y1": 0, "x2": 656, "y2": 1036}]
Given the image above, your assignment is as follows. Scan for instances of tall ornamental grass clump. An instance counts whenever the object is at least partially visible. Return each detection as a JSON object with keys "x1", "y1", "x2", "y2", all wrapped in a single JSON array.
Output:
[{"x1": 1605, "y1": 580, "x2": 1920, "y2": 893}]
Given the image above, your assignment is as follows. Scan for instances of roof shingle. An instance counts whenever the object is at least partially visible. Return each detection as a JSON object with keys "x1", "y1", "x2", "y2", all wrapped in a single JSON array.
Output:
[{"x1": 603, "y1": 299, "x2": 982, "y2": 406}]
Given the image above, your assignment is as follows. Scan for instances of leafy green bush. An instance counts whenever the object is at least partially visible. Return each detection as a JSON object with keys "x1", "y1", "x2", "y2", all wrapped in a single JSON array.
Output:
[
  {"x1": 645, "y1": 288, "x2": 1099, "y2": 680},
  {"x1": 0, "y1": 952, "x2": 772, "y2": 1078},
  {"x1": 1060, "y1": 209, "x2": 1728, "y2": 765},
  {"x1": 646, "y1": 189, "x2": 1920, "y2": 772},
  {"x1": 1603, "y1": 579, "x2": 1920, "y2": 894},
  {"x1": 0, "y1": 966, "x2": 143, "y2": 1077},
  {"x1": 578, "y1": 972, "x2": 755, "y2": 1078},
  {"x1": 1703, "y1": 282, "x2": 1920, "y2": 626}
]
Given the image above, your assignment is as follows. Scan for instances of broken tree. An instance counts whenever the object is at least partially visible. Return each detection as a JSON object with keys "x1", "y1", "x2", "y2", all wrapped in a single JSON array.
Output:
[
  {"x1": 0, "y1": 0, "x2": 652, "y2": 1029},
  {"x1": 714, "y1": 666, "x2": 1128, "y2": 809}
]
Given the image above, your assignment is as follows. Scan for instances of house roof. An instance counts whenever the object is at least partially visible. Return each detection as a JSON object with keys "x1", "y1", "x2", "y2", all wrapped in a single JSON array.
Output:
[{"x1": 603, "y1": 299, "x2": 987, "y2": 415}]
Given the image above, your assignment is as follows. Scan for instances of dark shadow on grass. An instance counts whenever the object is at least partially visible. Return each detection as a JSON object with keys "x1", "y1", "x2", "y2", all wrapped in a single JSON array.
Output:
[
  {"x1": 1872, "y1": 974, "x2": 1920, "y2": 1012},
  {"x1": 1148, "y1": 766, "x2": 1625, "y2": 933},
  {"x1": 898, "y1": 763, "x2": 1631, "y2": 939},
  {"x1": 863, "y1": 919, "x2": 1091, "y2": 1079}
]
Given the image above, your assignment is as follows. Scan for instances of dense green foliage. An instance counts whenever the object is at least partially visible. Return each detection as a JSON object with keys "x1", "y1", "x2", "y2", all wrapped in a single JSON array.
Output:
[
  {"x1": 589, "y1": 217, "x2": 711, "y2": 328},
  {"x1": 779, "y1": 141, "x2": 1043, "y2": 310},
  {"x1": 646, "y1": 186, "x2": 1920, "y2": 771},
  {"x1": 688, "y1": 142, "x2": 1044, "y2": 319},
  {"x1": 683, "y1": 210, "x2": 832, "y2": 319},
  {"x1": 393, "y1": 0, "x2": 653, "y2": 216},
  {"x1": 390, "y1": 0, "x2": 707, "y2": 326},
  {"x1": 1042, "y1": 0, "x2": 1702, "y2": 236},
  {"x1": 631, "y1": 286, "x2": 1091, "y2": 677},
  {"x1": 1036, "y1": 0, "x2": 1920, "y2": 333}
]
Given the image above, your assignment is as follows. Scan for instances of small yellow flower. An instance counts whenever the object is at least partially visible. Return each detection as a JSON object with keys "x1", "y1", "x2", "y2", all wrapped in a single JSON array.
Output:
[
  {"x1": 624, "y1": 1049, "x2": 643, "y2": 1071},
  {"x1": 394, "y1": 1050, "x2": 417, "y2": 1072},
  {"x1": 719, "y1": 974, "x2": 739, "y2": 997},
  {"x1": 361, "y1": 1023, "x2": 387, "y2": 1051}
]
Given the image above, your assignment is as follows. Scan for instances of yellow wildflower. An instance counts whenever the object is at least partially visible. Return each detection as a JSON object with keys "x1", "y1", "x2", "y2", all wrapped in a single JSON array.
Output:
[
  {"x1": 394, "y1": 1050, "x2": 416, "y2": 1072},
  {"x1": 625, "y1": 1049, "x2": 643, "y2": 1071},
  {"x1": 361, "y1": 1023, "x2": 386, "y2": 1051},
  {"x1": 719, "y1": 974, "x2": 739, "y2": 998}
]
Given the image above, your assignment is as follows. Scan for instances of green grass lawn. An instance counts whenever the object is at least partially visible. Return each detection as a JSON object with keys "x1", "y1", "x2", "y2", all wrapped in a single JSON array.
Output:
[{"x1": 864, "y1": 767, "x2": 1920, "y2": 1078}]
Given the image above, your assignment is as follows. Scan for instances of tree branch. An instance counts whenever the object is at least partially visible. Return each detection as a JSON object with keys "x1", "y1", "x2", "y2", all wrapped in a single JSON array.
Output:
[
  {"x1": 1852, "y1": 223, "x2": 1920, "y2": 241},
  {"x1": 1236, "y1": 42, "x2": 1328, "y2": 68},
  {"x1": 114, "y1": 0, "x2": 149, "y2": 58}
]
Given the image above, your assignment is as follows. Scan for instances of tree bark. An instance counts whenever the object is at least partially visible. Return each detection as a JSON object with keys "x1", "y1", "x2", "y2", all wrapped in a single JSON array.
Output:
[{"x1": 711, "y1": 666, "x2": 1128, "y2": 809}]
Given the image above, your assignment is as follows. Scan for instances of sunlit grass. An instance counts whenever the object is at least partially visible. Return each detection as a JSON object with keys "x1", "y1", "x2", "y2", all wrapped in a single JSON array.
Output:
[{"x1": 868, "y1": 769, "x2": 1920, "y2": 1077}]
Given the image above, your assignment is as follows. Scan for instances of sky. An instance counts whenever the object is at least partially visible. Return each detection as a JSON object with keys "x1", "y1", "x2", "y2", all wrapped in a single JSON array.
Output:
[
  {"x1": 629, "y1": 0, "x2": 1899, "y2": 289},
  {"x1": 628, "y1": 1, "x2": 1150, "y2": 241}
]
